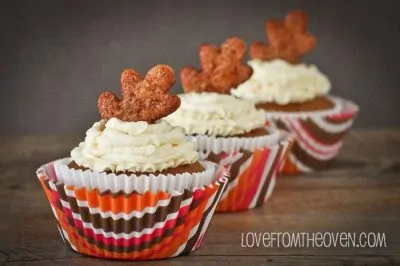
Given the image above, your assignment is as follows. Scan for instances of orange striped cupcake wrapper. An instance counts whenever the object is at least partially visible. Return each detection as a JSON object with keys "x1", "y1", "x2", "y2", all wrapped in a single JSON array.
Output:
[
  {"x1": 37, "y1": 161, "x2": 229, "y2": 260},
  {"x1": 203, "y1": 132, "x2": 293, "y2": 212}
]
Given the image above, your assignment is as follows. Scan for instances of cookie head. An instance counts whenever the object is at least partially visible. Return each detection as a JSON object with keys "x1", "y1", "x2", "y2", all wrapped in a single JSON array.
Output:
[
  {"x1": 221, "y1": 37, "x2": 247, "y2": 60},
  {"x1": 98, "y1": 65, "x2": 180, "y2": 123},
  {"x1": 181, "y1": 37, "x2": 253, "y2": 94},
  {"x1": 250, "y1": 10, "x2": 317, "y2": 64}
]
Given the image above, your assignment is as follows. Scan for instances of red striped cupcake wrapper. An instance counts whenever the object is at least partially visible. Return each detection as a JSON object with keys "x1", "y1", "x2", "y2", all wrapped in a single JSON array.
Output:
[
  {"x1": 264, "y1": 96, "x2": 359, "y2": 174},
  {"x1": 37, "y1": 161, "x2": 229, "y2": 260},
  {"x1": 195, "y1": 131, "x2": 293, "y2": 212}
]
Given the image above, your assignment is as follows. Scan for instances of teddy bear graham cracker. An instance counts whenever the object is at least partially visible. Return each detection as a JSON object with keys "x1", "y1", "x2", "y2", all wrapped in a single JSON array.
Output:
[
  {"x1": 98, "y1": 65, "x2": 181, "y2": 123},
  {"x1": 181, "y1": 37, "x2": 253, "y2": 94},
  {"x1": 250, "y1": 10, "x2": 317, "y2": 64}
]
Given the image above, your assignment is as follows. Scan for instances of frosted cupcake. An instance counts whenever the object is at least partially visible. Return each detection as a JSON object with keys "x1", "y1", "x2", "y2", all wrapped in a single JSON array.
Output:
[
  {"x1": 36, "y1": 65, "x2": 229, "y2": 260},
  {"x1": 231, "y1": 10, "x2": 359, "y2": 174},
  {"x1": 165, "y1": 38, "x2": 293, "y2": 212}
]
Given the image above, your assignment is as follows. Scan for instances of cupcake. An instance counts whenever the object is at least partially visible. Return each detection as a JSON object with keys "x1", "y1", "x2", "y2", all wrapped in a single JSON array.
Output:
[
  {"x1": 231, "y1": 10, "x2": 359, "y2": 174},
  {"x1": 36, "y1": 65, "x2": 229, "y2": 260},
  {"x1": 165, "y1": 38, "x2": 293, "y2": 212}
]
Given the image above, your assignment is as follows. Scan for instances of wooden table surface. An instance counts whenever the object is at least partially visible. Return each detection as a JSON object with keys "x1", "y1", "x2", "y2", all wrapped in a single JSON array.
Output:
[{"x1": 0, "y1": 129, "x2": 399, "y2": 266}]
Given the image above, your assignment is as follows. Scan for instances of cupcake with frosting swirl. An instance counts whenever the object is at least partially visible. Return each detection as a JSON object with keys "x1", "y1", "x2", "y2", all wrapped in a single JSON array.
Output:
[
  {"x1": 165, "y1": 38, "x2": 293, "y2": 212},
  {"x1": 36, "y1": 65, "x2": 229, "y2": 260},
  {"x1": 231, "y1": 10, "x2": 359, "y2": 174}
]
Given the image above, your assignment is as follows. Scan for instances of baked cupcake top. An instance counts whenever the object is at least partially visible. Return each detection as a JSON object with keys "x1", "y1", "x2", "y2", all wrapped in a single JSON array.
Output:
[
  {"x1": 231, "y1": 10, "x2": 332, "y2": 105},
  {"x1": 70, "y1": 65, "x2": 199, "y2": 173},
  {"x1": 168, "y1": 37, "x2": 265, "y2": 137},
  {"x1": 164, "y1": 92, "x2": 265, "y2": 137}
]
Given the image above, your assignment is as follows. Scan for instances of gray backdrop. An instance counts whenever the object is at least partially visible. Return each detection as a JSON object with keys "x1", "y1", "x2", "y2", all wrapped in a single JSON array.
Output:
[{"x1": 2, "y1": 0, "x2": 399, "y2": 135}]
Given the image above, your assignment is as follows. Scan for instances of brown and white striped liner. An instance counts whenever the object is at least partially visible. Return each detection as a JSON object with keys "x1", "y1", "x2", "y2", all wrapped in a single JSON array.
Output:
[
  {"x1": 37, "y1": 160, "x2": 229, "y2": 260},
  {"x1": 263, "y1": 96, "x2": 359, "y2": 174}
]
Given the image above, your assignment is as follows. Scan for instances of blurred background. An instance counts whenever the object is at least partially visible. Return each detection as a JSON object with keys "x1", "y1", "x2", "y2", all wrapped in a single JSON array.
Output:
[{"x1": 1, "y1": 0, "x2": 399, "y2": 135}]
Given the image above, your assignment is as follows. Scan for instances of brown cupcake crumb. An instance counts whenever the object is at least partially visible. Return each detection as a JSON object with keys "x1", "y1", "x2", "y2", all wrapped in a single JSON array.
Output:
[
  {"x1": 256, "y1": 96, "x2": 334, "y2": 112},
  {"x1": 230, "y1": 127, "x2": 269, "y2": 138},
  {"x1": 68, "y1": 161, "x2": 205, "y2": 176}
]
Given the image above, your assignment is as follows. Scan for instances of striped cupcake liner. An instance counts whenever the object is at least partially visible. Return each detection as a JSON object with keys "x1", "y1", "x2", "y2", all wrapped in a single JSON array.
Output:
[
  {"x1": 264, "y1": 96, "x2": 359, "y2": 174},
  {"x1": 37, "y1": 160, "x2": 229, "y2": 260},
  {"x1": 194, "y1": 130, "x2": 293, "y2": 212}
]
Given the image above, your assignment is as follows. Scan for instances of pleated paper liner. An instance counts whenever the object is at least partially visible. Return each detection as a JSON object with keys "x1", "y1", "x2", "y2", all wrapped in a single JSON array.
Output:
[
  {"x1": 37, "y1": 159, "x2": 229, "y2": 260},
  {"x1": 263, "y1": 96, "x2": 359, "y2": 175},
  {"x1": 53, "y1": 159, "x2": 218, "y2": 194},
  {"x1": 193, "y1": 130, "x2": 293, "y2": 212}
]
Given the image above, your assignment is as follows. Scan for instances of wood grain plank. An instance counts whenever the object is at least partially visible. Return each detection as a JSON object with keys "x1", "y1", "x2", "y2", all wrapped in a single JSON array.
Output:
[
  {"x1": 0, "y1": 129, "x2": 399, "y2": 265},
  {"x1": 2, "y1": 255, "x2": 400, "y2": 266}
]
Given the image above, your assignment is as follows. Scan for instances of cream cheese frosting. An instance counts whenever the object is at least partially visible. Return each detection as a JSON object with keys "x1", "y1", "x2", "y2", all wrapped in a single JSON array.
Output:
[
  {"x1": 164, "y1": 92, "x2": 265, "y2": 137},
  {"x1": 231, "y1": 59, "x2": 331, "y2": 104},
  {"x1": 70, "y1": 118, "x2": 198, "y2": 173}
]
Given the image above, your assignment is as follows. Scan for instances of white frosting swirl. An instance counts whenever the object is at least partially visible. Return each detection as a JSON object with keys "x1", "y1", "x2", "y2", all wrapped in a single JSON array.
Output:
[
  {"x1": 70, "y1": 118, "x2": 198, "y2": 173},
  {"x1": 164, "y1": 92, "x2": 265, "y2": 137},
  {"x1": 231, "y1": 59, "x2": 331, "y2": 104}
]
